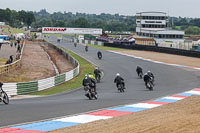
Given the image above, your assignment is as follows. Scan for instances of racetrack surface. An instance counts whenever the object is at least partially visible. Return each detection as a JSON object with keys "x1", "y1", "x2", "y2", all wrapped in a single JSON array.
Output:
[{"x1": 1, "y1": 36, "x2": 200, "y2": 127}]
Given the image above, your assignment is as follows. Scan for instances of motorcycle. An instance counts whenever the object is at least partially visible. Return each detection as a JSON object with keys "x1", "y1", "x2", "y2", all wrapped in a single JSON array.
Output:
[
  {"x1": 74, "y1": 42, "x2": 77, "y2": 47},
  {"x1": 97, "y1": 52, "x2": 102, "y2": 60},
  {"x1": 85, "y1": 46, "x2": 88, "y2": 52},
  {"x1": 138, "y1": 72, "x2": 143, "y2": 79},
  {"x1": 95, "y1": 73, "x2": 101, "y2": 83},
  {"x1": 117, "y1": 83, "x2": 125, "y2": 93},
  {"x1": 84, "y1": 85, "x2": 97, "y2": 100},
  {"x1": 0, "y1": 84, "x2": 9, "y2": 104},
  {"x1": 146, "y1": 79, "x2": 154, "y2": 91},
  {"x1": 98, "y1": 54, "x2": 102, "y2": 60}
]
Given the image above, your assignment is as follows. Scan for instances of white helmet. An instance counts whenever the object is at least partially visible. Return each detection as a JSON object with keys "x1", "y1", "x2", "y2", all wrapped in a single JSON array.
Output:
[
  {"x1": 85, "y1": 74, "x2": 88, "y2": 77},
  {"x1": 147, "y1": 70, "x2": 151, "y2": 73},
  {"x1": 116, "y1": 73, "x2": 120, "y2": 76}
]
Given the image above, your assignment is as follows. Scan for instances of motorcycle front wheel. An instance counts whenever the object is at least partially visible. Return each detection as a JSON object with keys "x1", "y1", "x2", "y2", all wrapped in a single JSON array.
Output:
[{"x1": 2, "y1": 92, "x2": 9, "y2": 104}]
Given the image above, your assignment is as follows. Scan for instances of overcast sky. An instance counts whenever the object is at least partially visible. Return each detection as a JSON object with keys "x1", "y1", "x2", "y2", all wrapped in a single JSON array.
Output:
[{"x1": 0, "y1": 0, "x2": 199, "y2": 18}]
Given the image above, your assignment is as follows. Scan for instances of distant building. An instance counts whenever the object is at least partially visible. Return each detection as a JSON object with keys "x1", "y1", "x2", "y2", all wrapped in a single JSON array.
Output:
[{"x1": 136, "y1": 12, "x2": 184, "y2": 44}]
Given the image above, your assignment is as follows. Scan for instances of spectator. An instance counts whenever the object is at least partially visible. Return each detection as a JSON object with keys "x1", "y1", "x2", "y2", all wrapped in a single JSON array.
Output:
[
  {"x1": 17, "y1": 39, "x2": 20, "y2": 44},
  {"x1": 10, "y1": 42, "x2": 13, "y2": 47},
  {"x1": 17, "y1": 44, "x2": 21, "y2": 53},
  {"x1": 14, "y1": 42, "x2": 17, "y2": 47},
  {"x1": 9, "y1": 55, "x2": 13, "y2": 63}
]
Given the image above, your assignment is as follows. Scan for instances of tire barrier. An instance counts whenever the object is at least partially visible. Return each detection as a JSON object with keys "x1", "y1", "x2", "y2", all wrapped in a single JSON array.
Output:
[
  {"x1": 2, "y1": 41, "x2": 80, "y2": 97},
  {"x1": 71, "y1": 38, "x2": 104, "y2": 46}
]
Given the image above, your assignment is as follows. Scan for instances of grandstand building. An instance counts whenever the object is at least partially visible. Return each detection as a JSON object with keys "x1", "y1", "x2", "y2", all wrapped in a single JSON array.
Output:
[{"x1": 136, "y1": 12, "x2": 184, "y2": 44}]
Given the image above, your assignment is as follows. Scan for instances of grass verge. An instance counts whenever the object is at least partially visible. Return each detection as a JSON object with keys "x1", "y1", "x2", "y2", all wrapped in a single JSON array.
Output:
[
  {"x1": 30, "y1": 47, "x2": 95, "y2": 95},
  {"x1": 88, "y1": 44, "x2": 129, "y2": 51}
]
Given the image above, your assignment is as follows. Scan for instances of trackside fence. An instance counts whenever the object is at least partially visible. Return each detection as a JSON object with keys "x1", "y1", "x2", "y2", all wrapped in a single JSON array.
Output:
[{"x1": 0, "y1": 40, "x2": 25, "y2": 75}]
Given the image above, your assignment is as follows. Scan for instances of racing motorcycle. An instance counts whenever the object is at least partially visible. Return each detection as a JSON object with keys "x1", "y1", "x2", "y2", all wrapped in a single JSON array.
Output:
[
  {"x1": 85, "y1": 46, "x2": 88, "y2": 52},
  {"x1": 146, "y1": 79, "x2": 154, "y2": 91},
  {"x1": 0, "y1": 83, "x2": 9, "y2": 104},
  {"x1": 97, "y1": 53, "x2": 102, "y2": 60},
  {"x1": 117, "y1": 83, "x2": 125, "y2": 93},
  {"x1": 84, "y1": 85, "x2": 97, "y2": 100},
  {"x1": 138, "y1": 72, "x2": 143, "y2": 79},
  {"x1": 95, "y1": 73, "x2": 101, "y2": 83},
  {"x1": 74, "y1": 42, "x2": 77, "y2": 47}
]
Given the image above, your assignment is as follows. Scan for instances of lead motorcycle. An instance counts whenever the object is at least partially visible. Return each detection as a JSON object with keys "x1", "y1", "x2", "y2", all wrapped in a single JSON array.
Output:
[
  {"x1": 0, "y1": 83, "x2": 9, "y2": 104},
  {"x1": 84, "y1": 85, "x2": 97, "y2": 100}
]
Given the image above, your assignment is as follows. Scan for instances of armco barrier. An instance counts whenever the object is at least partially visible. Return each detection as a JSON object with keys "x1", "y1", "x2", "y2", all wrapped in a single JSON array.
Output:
[
  {"x1": 2, "y1": 41, "x2": 80, "y2": 97},
  {"x1": 104, "y1": 42, "x2": 200, "y2": 58}
]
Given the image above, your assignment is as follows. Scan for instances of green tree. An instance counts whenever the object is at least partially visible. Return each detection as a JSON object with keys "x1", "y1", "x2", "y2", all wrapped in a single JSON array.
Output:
[
  {"x1": 74, "y1": 17, "x2": 90, "y2": 28},
  {"x1": 54, "y1": 20, "x2": 66, "y2": 27},
  {"x1": 185, "y1": 26, "x2": 200, "y2": 35}
]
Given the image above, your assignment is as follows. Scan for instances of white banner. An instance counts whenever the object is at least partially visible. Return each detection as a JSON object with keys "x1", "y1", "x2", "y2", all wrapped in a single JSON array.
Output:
[{"x1": 42, "y1": 27, "x2": 102, "y2": 35}]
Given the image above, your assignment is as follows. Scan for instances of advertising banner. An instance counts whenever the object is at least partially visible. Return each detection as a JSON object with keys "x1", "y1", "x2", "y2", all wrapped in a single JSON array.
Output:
[{"x1": 42, "y1": 27, "x2": 102, "y2": 35}]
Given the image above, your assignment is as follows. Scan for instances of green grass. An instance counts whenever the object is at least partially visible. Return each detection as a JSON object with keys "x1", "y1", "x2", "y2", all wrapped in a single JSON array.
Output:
[
  {"x1": 2, "y1": 26, "x2": 24, "y2": 34},
  {"x1": 44, "y1": 33, "x2": 63, "y2": 37},
  {"x1": 88, "y1": 44, "x2": 129, "y2": 51},
  {"x1": 30, "y1": 47, "x2": 95, "y2": 95}
]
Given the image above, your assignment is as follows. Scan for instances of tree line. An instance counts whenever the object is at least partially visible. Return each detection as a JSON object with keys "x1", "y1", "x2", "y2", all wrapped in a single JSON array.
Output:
[
  {"x1": 1, "y1": 8, "x2": 200, "y2": 35},
  {"x1": 31, "y1": 9, "x2": 200, "y2": 35},
  {"x1": 32, "y1": 9, "x2": 136, "y2": 32},
  {"x1": 0, "y1": 8, "x2": 35, "y2": 28}
]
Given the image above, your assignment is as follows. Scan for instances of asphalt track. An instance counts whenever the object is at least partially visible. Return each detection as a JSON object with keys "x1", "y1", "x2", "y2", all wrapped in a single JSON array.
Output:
[{"x1": 1, "y1": 36, "x2": 200, "y2": 127}]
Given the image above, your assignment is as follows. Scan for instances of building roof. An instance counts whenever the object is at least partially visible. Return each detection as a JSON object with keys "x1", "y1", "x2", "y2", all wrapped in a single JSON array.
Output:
[{"x1": 136, "y1": 12, "x2": 167, "y2": 16}]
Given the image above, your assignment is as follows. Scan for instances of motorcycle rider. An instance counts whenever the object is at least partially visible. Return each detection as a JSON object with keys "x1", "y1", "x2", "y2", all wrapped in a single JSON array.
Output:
[
  {"x1": 82, "y1": 74, "x2": 92, "y2": 86},
  {"x1": 97, "y1": 51, "x2": 102, "y2": 59},
  {"x1": 88, "y1": 73, "x2": 97, "y2": 94},
  {"x1": 82, "y1": 74, "x2": 97, "y2": 94},
  {"x1": 143, "y1": 73, "x2": 152, "y2": 87},
  {"x1": 114, "y1": 73, "x2": 125, "y2": 89},
  {"x1": 85, "y1": 45, "x2": 88, "y2": 52},
  {"x1": 94, "y1": 67, "x2": 101, "y2": 81},
  {"x1": 136, "y1": 65, "x2": 143, "y2": 77},
  {"x1": 147, "y1": 70, "x2": 154, "y2": 81}
]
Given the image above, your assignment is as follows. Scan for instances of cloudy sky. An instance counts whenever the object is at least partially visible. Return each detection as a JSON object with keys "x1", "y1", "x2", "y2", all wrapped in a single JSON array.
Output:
[{"x1": 0, "y1": 0, "x2": 199, "y2": 17}]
